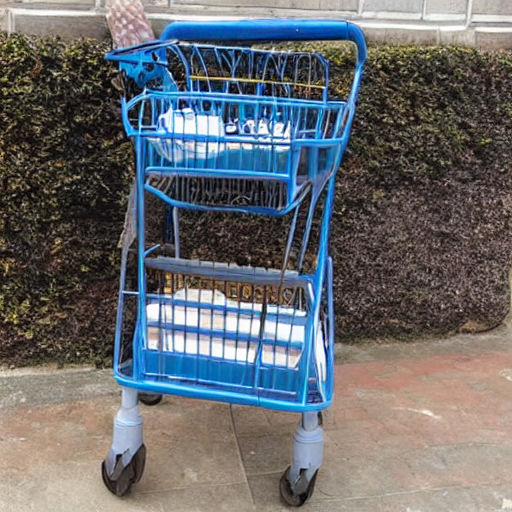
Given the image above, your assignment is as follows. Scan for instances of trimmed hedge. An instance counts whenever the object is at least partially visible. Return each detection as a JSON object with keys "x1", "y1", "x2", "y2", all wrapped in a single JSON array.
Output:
[
  {"x1": 0, "y1": 34, "x2": 129, "y2": 365},
  {"x1": 0, "y1": 33, "x2": 511, "y2": 366},
  {"x1": 333, "y1": 45, "x2": 512, "y2": 339}
]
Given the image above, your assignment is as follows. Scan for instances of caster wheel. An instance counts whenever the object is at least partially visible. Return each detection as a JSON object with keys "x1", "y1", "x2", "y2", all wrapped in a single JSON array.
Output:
[
  {"x1": 102, "y1": 444, "x2": 146, "y2": 496},
  {"x1": 279, "y1": 466, "x2": 318, "y2": 507},
  {"x1": 138, "y1": 393, "x2": 163, "y2": 406}
]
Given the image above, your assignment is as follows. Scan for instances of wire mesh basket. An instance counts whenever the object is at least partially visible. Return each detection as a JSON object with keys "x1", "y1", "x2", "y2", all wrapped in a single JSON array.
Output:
[
  {"x1": 122, "y1": 91, "x2": 346, "y2": 212},
  {"x1": 110, "y1": 42, "x2": 349, "y2": 213},
  {"x1": 116, "y1": 256, "x2": 330, "y2": 405},
  {"x1": 111, "y1": 42, "x2": 330, "y2": 100}
]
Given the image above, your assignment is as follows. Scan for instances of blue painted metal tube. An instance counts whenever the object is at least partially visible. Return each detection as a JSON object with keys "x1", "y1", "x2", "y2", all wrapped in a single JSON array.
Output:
[
  {"x1": 160, "y1": 19, "x2": 366, "y2": 66},
  {"x1": 113, "y1": 250, "x2": 129, "y2": 379},
  {"x1": 299, "y1": 175, "x2": 337, "y2": 405},
  {"x1": 145, "y1": 167, "x2": 290, "y2": 180},
  {"x1": 326, "y1": 256, "x2": 335, "y2": 401},
  {"x1": 144, "y1": 258, "x2": 312, "y2": 287},
  {"x1": 124, "y1": 90, "x2": 344, "y2": 108},
  {"x1": 113, "y1": 372, "x2": 331, "y2": 412},
  {"x1": 135, "y1": 135, "x2": 146, "y2": 382}
]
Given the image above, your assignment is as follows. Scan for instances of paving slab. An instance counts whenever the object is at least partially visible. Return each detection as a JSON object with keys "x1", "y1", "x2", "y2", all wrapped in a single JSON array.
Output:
[
  {"x1": 248, "y1": 473, "x2": 512, "y2": 512},
  {"x1": 0, "y1": 370, "x2": 253, "y2": 511},
  {"x1": 237, "y1": 326, "x2": 512, "y2": 511},
  {"x1": 2, "y1": 325, "x2": 512, "y2": 510}
]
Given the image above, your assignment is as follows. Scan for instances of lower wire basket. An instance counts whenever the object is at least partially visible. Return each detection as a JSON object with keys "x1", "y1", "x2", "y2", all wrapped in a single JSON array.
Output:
[
  {"x1": 144, "y1": 287, "x2": 328, "y2": 369},
  {"x1": 115, "y1": 258, "x2": 330, "y2": 410}
]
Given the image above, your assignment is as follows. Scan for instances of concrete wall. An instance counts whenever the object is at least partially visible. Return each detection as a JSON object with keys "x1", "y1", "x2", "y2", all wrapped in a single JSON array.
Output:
[{"x1": 1, "y1": 0, "x2": 512, "y2": 48}]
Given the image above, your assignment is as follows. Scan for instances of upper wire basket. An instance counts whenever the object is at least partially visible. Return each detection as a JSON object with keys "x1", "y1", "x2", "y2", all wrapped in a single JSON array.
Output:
[
  {"x1": 109, "y1": 40, "x2": 351, "y2": 213},
  {"x1": 123, "y1": 90, "x2": 346, "y2": 212}
]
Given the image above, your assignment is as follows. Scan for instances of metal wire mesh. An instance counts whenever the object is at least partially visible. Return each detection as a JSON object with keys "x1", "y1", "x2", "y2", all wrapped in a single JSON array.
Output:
[
  {"x1": 147, "y1": 175, "x2": 290, "y2": 210},
  {"x1": 146, "y1": 263, "x2": 307, "y2": 365},
  {"x1": 166, "y1": 44, "x2": 329, "y2": 101},
  {"x1": 118, "y1": 43, "x2": 329, "y2": 101}
]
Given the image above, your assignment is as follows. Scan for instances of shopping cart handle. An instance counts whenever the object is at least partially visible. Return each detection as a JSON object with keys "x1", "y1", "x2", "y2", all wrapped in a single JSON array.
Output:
[{"x1": 160, "y1": 19, "x2": 366, "y2": 66}]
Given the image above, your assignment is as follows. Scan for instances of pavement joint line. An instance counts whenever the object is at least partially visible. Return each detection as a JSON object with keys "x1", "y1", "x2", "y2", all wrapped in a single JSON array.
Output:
[
  {"x1": 236, "y1": 431, "x2": 293, "y2": 440},
  {"x1": 318, "y1": 480, "x2": 512, "y2": 503},
  {"x1": 424, "y1": 441, "x2": 512, "y2": 449},
  {"x1": 229, "y1": 403, "x2": 256, "y2": 506}
]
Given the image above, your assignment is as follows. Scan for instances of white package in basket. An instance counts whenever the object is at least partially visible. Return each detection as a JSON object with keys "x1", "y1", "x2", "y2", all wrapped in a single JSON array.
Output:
[
  {"x1": 146, "y1": 288, "x2": 326, "y2": 376},
  {"x1": 235, "y1": 118, "x2": 291, "y2": 152},
  {"x1": 153, "y1": 105, "x2": 292, "y2": 164},
  {"x1": 154, "y1": 107, "x2": 225, "y2": 162}
]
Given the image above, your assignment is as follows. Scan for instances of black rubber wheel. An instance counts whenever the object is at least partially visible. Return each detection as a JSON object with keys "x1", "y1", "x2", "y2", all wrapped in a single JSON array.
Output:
[
  {"x1": 138, "y1": 393, "x2": 163, "y2": 406},
  {"x1": 102, "y1": 457, "x2": 134, "y2": 497},
  {"x1": 279, "y1": 466, "x2": 318, "y2": 507},
  {"x1": 132, "y1": 443, "x2": 147, "y2": 483},
  {"x1": 102, "y1": 444, "x2": 146, "y2": 496}
]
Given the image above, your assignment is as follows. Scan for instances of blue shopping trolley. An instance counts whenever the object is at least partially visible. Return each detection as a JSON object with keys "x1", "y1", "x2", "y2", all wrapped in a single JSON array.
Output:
[{"x1": 103, "y1": 19, "x2": 366, "y2": 506}]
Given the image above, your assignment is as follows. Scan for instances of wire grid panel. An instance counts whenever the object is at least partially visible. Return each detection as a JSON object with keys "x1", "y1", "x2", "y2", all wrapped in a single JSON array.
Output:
[
  {"x1": 166, "y1": 44, "x2": 330, "y2": 101},
  {"x1": 148, "y1": 175, "x2": 290, "y2": 210},
  {"x1": 115, "y1": 43, "x2": 330, "y2": 101},
  {"x1": 128, "y1": 259, "x2": 327, "y2": 402}
]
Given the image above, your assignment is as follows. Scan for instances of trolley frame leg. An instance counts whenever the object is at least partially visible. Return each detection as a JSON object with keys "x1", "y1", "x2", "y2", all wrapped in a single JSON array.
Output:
[
  {"x1": 280, "y1": 411, "x2": 324, "y2": 506},
  {"x1": 290, "y1": 411, "x2": 324, "y2": 484},
  {"x1": 102, "y1": 386, "x2": 146, "y2": 496}
]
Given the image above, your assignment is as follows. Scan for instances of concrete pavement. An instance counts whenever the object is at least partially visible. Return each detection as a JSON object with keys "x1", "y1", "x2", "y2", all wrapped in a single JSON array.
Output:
[{"x1": 2, "y1": 326, "x2": 512, "y2": 511}]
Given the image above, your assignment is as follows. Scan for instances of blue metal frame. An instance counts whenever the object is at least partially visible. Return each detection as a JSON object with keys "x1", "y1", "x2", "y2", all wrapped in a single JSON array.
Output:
[{"x1": 109, "y1": 19, "x2": 366, "y2": 413}]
